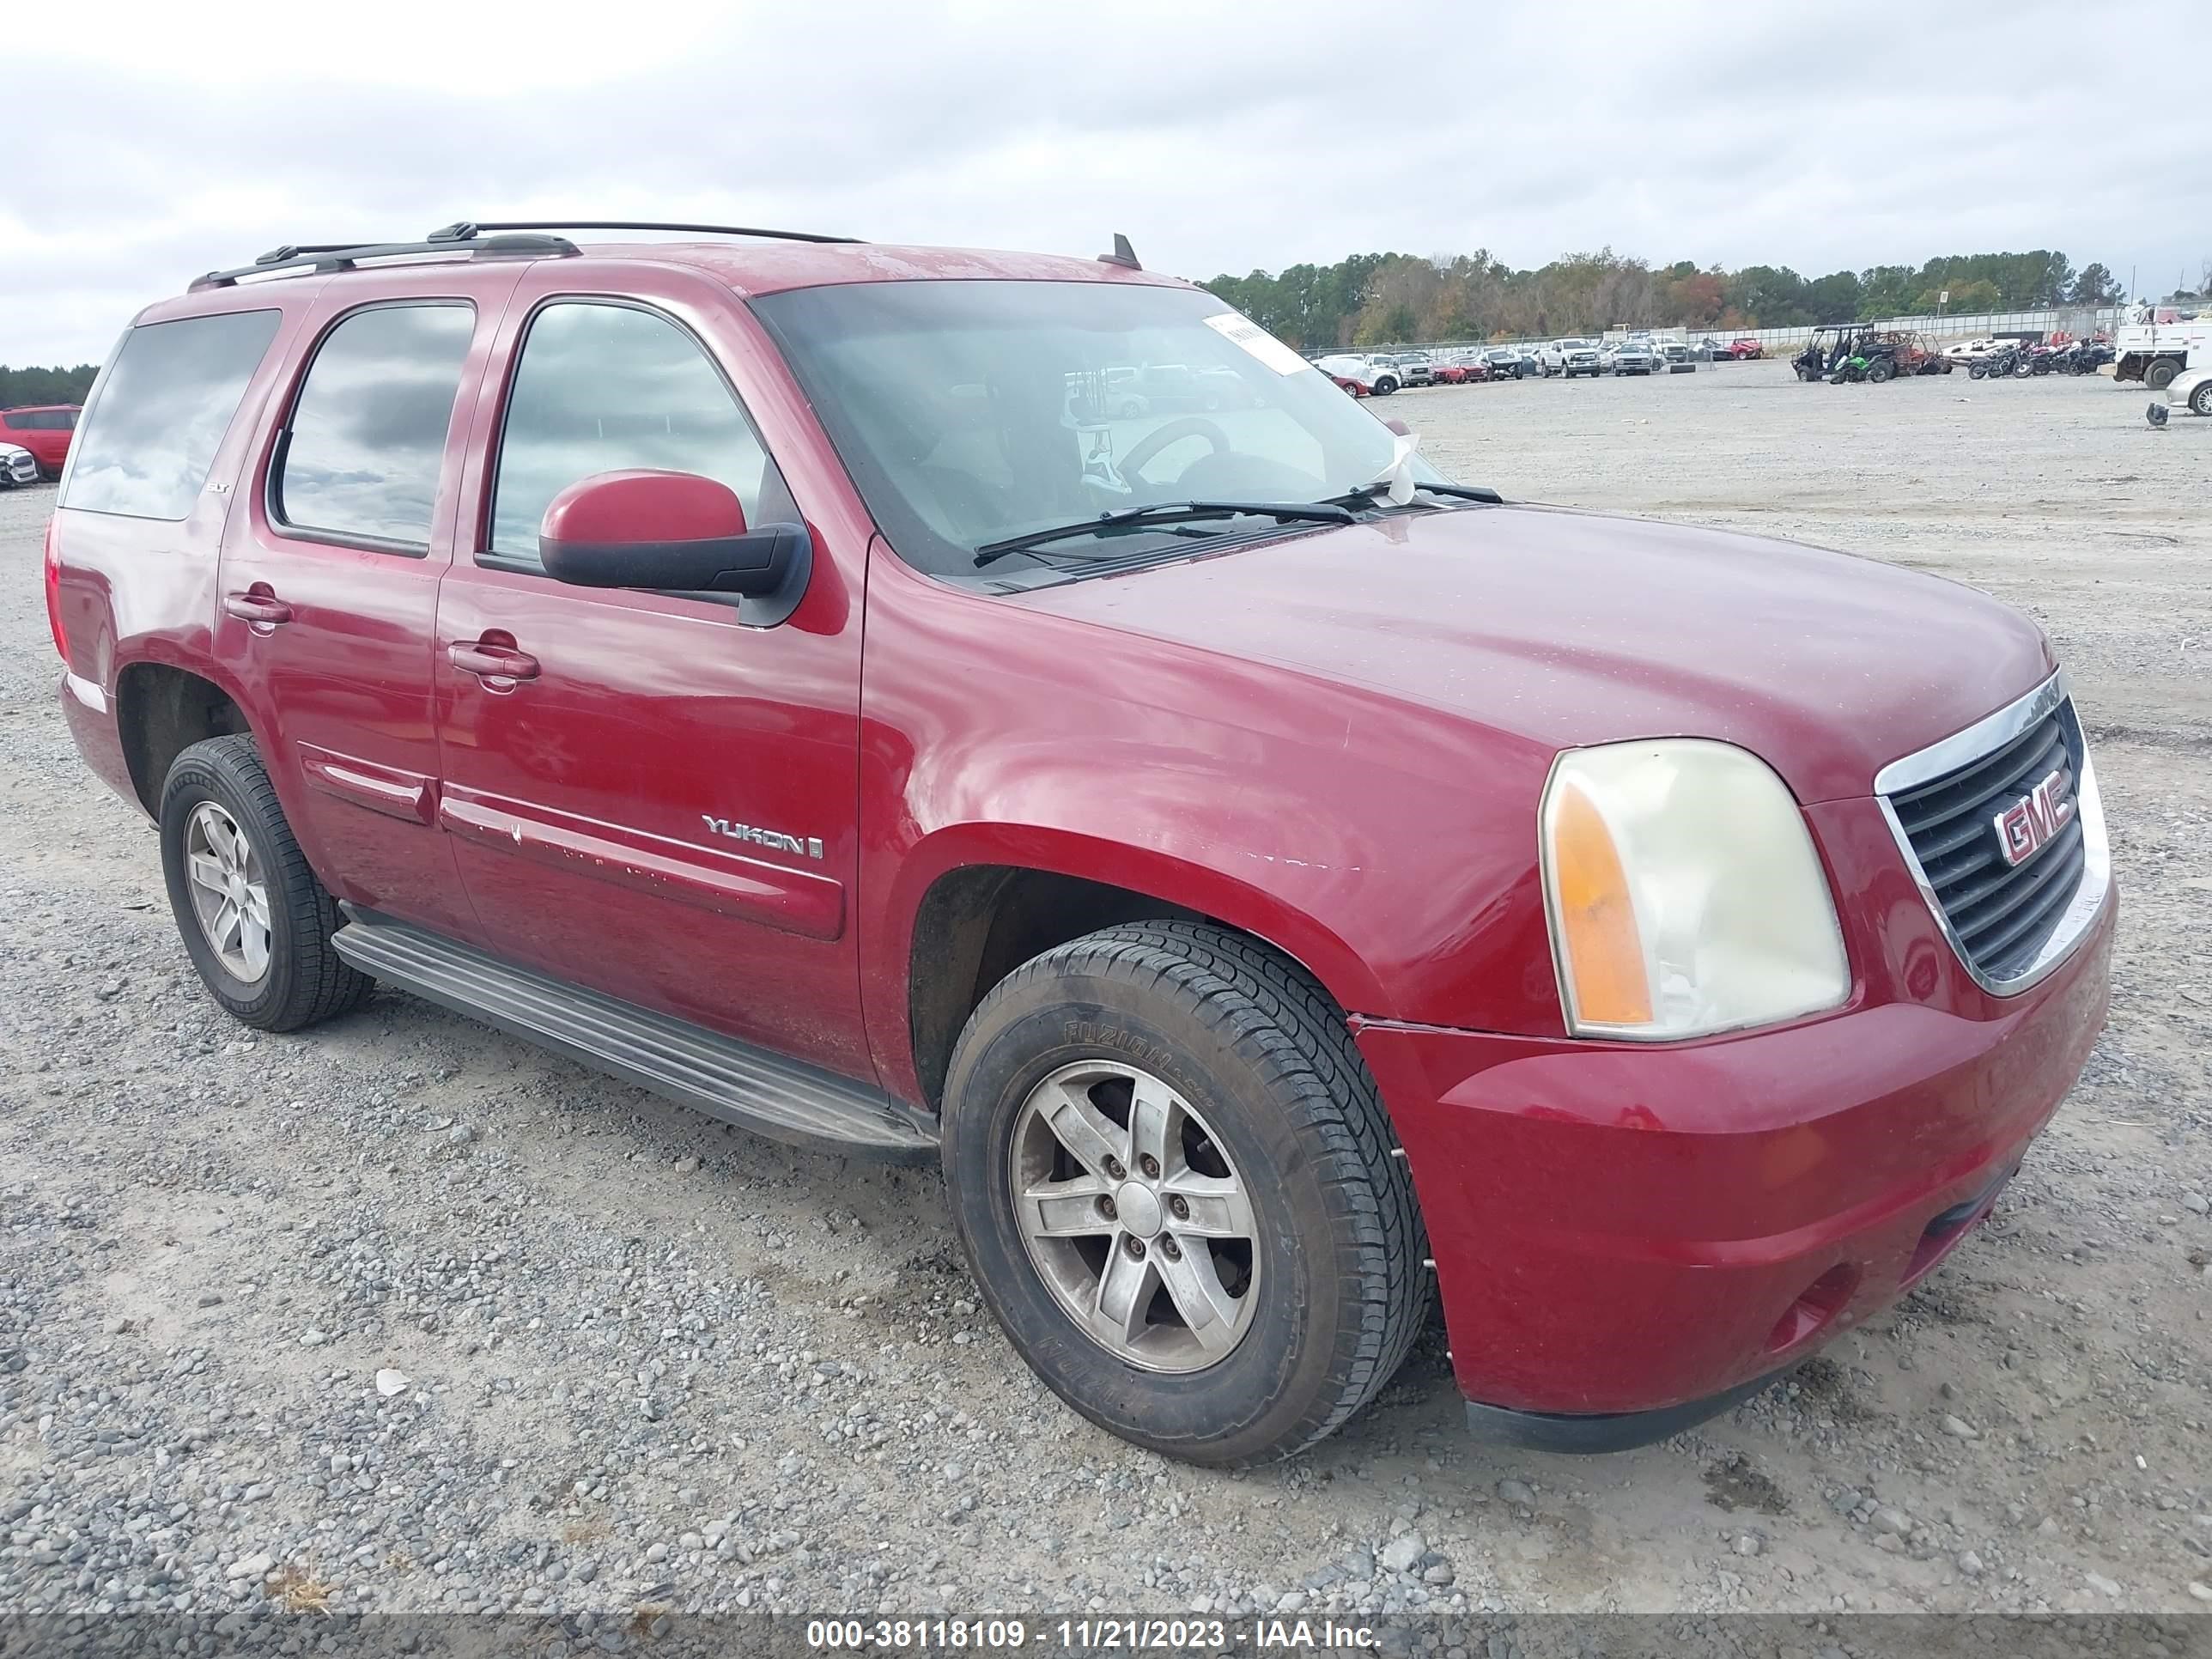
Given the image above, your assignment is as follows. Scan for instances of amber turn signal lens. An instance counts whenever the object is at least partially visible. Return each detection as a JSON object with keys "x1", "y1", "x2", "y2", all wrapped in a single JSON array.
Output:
[{"x1": 1548, "y1": 782, "x2": 1653, "y2": 1026}]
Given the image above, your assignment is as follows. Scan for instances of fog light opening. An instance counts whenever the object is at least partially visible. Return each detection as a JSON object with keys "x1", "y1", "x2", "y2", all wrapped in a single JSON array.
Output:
[
  {"x1": 1765, "y1": 1264, "x2": 1858, "y2": 1356},
  {"x1": 1905, "y1": 1196, "x2": 1988, "y2": 1286}
]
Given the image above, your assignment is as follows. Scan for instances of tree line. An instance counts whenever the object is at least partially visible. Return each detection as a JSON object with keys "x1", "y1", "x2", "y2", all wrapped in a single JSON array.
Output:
[
  {"x1": 1201, "y1": 249, "x2": 2125, "y2": 349},
  {"x1": 0, "y1": 365, "x2": 99, "y2": 407}
]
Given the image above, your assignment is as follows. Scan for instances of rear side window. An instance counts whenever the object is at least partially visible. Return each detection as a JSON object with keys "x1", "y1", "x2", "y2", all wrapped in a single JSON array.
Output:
[
  {"x1": 273, "y1": 303, "x2": 475, "y2": 550},
  {"x1": 63, "y1": 311, "x2": 282, "y2": 520},
  {"x1": 486, "y1": 301, "x2": 780, "y2": 562},
  {"x1": 2, "y1": 413, "x2": 26, "y2": 429}
]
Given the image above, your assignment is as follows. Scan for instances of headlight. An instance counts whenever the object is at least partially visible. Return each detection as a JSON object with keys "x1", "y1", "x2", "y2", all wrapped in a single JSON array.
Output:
[{"x1": 1540, "y1": 739, "x2": 1849, "y2": 1040}]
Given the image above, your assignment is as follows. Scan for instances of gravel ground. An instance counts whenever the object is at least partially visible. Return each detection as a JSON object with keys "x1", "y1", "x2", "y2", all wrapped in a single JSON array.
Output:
[{"x1": 2, "y1": 360, "x2": 2209, "y2": 1633}]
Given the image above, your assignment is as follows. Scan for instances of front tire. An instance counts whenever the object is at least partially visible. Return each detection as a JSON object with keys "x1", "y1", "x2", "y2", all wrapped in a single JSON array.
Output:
[
  {"x1": 941, "y1": 921, "x2": 1427, "y2": 1466},
  {"x1": 160, "y1": 735, "x2": 373, "y2": 1031},
  {"x1": 2191, "y1": 380, "x2": 2212, "y2": 418},
  {"x1": 1372, "y1": 377, "x2": 1398, "y2": 396}
]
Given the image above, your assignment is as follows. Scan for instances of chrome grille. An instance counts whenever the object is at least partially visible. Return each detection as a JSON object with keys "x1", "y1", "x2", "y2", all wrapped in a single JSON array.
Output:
[{"x1": 1875, "y1": 674, "x2": 2108, "y2": 994}]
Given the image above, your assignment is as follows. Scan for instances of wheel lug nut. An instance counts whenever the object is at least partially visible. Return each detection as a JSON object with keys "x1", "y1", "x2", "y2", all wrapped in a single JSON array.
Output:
[
  {"x1": 1097, "y1": 1196, "x2": 1117, "y2": 1219},
  {"x1": 1169, "y1": 1195, "x2": 1189, "y2": 1220},
  {"x1": 1139, "y1": 1155, "x2": 1160, "y2": 1179},
  {"x1": 1123, "y1": 1236, "x2": 1146, "y2": 1259},
  {"x1": 1104, "y1": 1158, "x2": 1126, "y2": 1181},
  {"x1": 1159, "y1": 1237, "x2": 1182, "y2": 1261}
]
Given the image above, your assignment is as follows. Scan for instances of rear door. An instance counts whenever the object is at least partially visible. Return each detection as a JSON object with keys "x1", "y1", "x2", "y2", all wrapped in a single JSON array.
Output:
[
  {"x1": 216, "y1": 263, "x2": 526, "y2": 939},
  {"x1": 431, "y1": 263, "x2": 873, "y2": 1079}
]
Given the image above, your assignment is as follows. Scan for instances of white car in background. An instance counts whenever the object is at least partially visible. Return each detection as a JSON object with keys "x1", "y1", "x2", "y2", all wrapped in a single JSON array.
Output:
[
  {"x1": 2145, "y1": 362, "x2": 2212, "y2": 425},
  {"x1": 1, "y1": 443, "x2": 40, "y2": 488},
  {"x1": 1315, "y1": 352, "x2": 1401, "y2": 395}
]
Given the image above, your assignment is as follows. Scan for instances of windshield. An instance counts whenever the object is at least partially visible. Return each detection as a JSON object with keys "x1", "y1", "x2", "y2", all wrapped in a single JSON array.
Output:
[{"x1": 751, "y1": 281, "x2": 1419, "y2": 584}]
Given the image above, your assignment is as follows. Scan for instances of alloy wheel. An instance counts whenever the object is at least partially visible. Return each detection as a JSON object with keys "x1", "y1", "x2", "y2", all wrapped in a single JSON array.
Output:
[
  {"x1": 1009, "y1": 1060, "x2": 1261, "y2": 1372},
  {"x1": 183, "y1": 801, "x2": 272, "y2": 983}
]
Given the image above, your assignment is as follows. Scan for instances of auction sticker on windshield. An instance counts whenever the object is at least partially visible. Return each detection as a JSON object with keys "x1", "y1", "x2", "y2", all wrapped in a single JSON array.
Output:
[{"x1": 1204, "y1": 313, "x2": 1311, "y2": 374}]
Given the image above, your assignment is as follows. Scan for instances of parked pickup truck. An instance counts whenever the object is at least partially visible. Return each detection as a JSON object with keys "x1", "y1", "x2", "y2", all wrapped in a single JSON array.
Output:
[
  {"x1": 1392, "y1": 351, "x2": 1436, "y2": 387},
  {"x1": 49, "y1": 220, "x2": 2114, "y2": 1465},
  {"x1": 2113, "y1": 320, "x2": 2212, "y2": 390},
  {"x1": 1603, "y1": 338, "x2": 1657, "y2": 374},
  {"x1": 1541, "y1": 338, "x2": 1603, "y2": 378}
]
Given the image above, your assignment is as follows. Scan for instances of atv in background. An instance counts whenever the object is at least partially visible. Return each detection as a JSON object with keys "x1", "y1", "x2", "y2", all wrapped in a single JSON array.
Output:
[
  {"x1": 1875, "y1": 330, "x2": 1953, "y2": 375},
  {"x1": 1798, "y1": 324, "x2": 1901, "y2": 383}
]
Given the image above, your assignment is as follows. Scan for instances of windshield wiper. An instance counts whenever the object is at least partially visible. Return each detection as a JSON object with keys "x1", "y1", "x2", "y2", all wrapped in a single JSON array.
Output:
[
  {"x1": 1322, "y1": 479, "x2": 1504, "y2": 510},
  {"x1": 973, "y1": 500, "x2": 1354, "y2": 567}
]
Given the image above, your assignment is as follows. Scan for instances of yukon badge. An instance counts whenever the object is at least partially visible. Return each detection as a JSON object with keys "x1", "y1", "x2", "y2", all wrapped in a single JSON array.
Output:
[
  {"x1": 702, "y1": 817, "x2": 824, "y2": 860},
  {"x1": 1992, "y1": 769, "x2": 2075, "y2": 868}
]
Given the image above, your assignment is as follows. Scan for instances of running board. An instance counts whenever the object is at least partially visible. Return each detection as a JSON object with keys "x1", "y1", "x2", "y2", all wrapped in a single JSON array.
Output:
[{"x1": 331, "y1": 909, "x2": 938, "y2": 1163}]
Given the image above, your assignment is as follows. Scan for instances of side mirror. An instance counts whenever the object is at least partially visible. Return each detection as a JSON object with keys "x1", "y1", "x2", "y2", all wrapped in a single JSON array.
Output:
[
  {"x1": 539, "y1": 470, "x2": 811, "y2": 622},
  {"x1": 1381, "y1": 416, "x2": 1413, "y2": 437}
]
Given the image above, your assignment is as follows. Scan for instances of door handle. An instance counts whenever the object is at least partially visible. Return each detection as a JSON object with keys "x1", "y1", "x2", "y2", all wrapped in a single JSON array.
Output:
[
  {"x1": 222, "y1": 591, "x2": 294, "y2": 626},
  {"x1": 447, "y1": 641, "x2": 541, "y2": 682}
]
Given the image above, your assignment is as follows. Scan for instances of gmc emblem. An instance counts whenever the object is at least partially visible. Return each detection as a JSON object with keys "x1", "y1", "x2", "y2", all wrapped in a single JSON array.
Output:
[{"x1": 1993, "y1": 769, "x2": 2075, "y2": 868}]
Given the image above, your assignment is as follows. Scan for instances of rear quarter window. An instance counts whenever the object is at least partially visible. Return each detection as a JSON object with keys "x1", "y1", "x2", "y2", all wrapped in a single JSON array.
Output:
[
  {"x1": 64, "y1": 311, "x2": 283, "y2": 520},
  {"x1": 272, "y1": 303, "x2": 475, "y2": 550}
]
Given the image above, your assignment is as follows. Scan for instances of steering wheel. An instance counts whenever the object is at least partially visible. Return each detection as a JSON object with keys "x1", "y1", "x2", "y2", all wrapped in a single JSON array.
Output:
[{"x1": 1119, "y1": 417, "x2": 1230, "y2": 485}]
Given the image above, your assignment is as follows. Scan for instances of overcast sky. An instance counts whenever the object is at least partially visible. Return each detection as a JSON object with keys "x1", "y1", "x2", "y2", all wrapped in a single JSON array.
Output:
[{"x1": 9, "y1": 0, "x2": 2209, "y2": 365}]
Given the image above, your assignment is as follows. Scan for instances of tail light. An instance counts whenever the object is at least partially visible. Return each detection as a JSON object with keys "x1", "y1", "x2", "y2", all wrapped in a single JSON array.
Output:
[{"x1": 44, "y1": 515, "x2": 68, "y2": 662}]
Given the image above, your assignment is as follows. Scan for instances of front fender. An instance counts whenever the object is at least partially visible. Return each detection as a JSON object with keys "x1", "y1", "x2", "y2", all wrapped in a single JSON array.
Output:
[
  {"x1": 854, "y1": 555, "x2": 1566, "y2": 1106},
  {"x1": 892, "y1": 817, "x2": 1385, "y2": 1008}
]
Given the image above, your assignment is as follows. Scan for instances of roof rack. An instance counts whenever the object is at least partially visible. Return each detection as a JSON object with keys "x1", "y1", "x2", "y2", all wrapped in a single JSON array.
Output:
[
  {"x1": 190, "y1": 233, "x2": 579, "y2": 293},
  {"x1": 427, "y1": 219, "x2": 862, "y2": 246}
]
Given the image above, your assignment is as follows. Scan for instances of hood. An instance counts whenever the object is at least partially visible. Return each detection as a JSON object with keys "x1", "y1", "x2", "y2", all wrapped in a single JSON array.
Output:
[{"x1": 1011, "y1": 504, "x2": 2054, "y2": 804}]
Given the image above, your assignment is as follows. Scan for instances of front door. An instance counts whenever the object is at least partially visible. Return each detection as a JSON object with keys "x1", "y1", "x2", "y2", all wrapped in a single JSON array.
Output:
[
  {"x1": 217, "y1": 264, "x2": 526, "y2": 939},
  {"x1": 432, "y1": 268, "x2": 872, "y2": 1081}
]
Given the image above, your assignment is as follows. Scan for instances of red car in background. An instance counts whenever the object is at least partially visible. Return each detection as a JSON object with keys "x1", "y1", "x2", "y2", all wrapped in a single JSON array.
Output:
[{"x1": 1, "y1": 405, "x2": 82, "y2": 478}]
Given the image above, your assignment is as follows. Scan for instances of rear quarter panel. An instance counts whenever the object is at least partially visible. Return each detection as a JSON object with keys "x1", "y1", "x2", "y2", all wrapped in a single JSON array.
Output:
[{"x1": 51, "y1": 294, "x2": 321, "y2": 807}]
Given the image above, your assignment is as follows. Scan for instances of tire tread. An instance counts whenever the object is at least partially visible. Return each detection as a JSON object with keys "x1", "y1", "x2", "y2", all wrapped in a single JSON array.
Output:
[
  {"x1": 965, "y1": 920, "x2": 1428, "y2": 1461},
  {"x1": 161, "y1": 735, "x2": 373, "y2": 1032}
]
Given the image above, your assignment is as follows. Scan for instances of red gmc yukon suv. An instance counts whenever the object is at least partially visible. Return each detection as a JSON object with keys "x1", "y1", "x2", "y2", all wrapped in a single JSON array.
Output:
[{"x1": 46, "y1": 222, "x2": 2115, "y2": 1465}]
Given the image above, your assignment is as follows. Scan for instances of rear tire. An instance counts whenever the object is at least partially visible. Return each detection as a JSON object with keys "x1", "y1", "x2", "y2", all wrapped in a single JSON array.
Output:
[
  {"x1": 941, "y1": 921, "x2": 1427, "y2": 1467},
  {"x1": 2145, "y1": 359, "x2": 2179, "y2": 392},
  {"x1": 1867, "y1": 359, "x2": 1895, "y2": 385},
  {"x1": 159, "y1": 735, "x2": 374, "y2": 1032}
]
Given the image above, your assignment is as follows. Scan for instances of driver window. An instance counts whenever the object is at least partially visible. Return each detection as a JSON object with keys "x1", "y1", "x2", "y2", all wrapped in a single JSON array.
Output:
[{"x1": 486, "y1": 301, "x2": 790, "y2": 566}]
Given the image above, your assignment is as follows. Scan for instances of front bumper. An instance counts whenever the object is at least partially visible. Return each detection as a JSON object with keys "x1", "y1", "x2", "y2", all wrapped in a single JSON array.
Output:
[{"x1": 1355, "y1": 884, "x2": 2114, "y2": 1440}]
